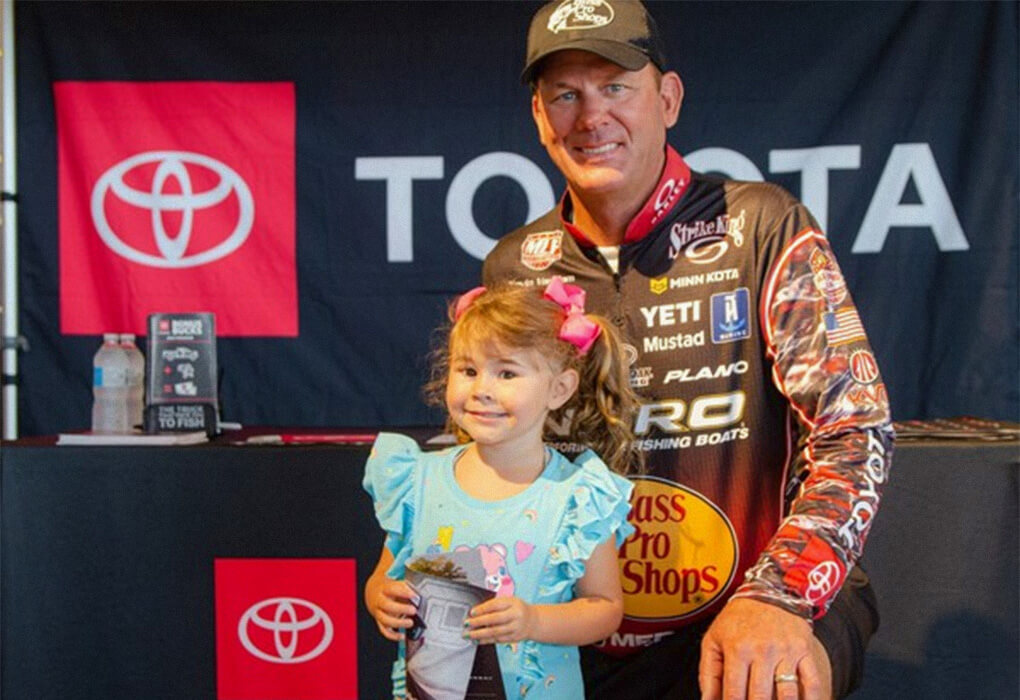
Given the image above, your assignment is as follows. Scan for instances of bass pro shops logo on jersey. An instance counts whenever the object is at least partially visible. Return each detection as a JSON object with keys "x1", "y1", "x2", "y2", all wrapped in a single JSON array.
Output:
[
  {"x1": 55, "y1": 82, "x2": 296, "y2": 336},
  {"x1": 215, "y1": 558, "x2": 358, "y2": 700}
]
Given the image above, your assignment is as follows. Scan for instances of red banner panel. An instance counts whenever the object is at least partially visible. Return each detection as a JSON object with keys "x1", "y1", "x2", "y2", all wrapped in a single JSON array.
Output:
[
  {"x1": 214, "y1": 558, "x2": 358, "y2": 700},
  {"x1": 56, "y1": 81, "x2": 296, "y2": 336}
]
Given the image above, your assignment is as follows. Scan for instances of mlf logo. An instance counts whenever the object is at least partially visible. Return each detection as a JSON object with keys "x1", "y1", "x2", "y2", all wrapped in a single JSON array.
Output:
[
  {"x1": 215, "y1": 558, "x2": 357, "y2": 700},
  {"x1": 238, "y1": 597, "x2": 334, "y2": 664},
  {"x1": 55, "y1": 81, "x2": 296, "y2": 336},
  {"x1": 520, "y1": 230, "x2": 563, "y2": 270},
  {"x1": 91, "y1": 151, "x2": 254, "y2": 268}
]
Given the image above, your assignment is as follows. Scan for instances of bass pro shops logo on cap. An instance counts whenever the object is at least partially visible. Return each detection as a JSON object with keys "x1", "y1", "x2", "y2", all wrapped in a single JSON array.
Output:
[
  {"x1": 548, "y1": 0, "x2": 615, "y2": 32},
  {"x1": 55, "y1": 81, "x2": 297, "y2": 337}
]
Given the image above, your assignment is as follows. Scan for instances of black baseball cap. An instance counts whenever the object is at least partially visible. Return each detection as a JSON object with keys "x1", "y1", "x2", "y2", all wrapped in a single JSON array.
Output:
[{"x1": 522, "y1": 0, "x2": 668, "y2": 84}]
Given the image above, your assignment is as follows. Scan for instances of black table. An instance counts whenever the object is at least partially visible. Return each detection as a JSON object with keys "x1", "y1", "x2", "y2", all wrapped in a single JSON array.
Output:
[{"x1": 2, "y1": 437, "x2": 1016, "y2": 699}]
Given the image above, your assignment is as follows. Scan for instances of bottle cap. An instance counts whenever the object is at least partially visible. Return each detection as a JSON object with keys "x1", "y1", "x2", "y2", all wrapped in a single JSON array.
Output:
[
  {"x1": 103, "y1": 333, "x2": 119, "y2": 342},
  {"x1": 121, "y1": 333, "x2": 136, "y2": 343}
]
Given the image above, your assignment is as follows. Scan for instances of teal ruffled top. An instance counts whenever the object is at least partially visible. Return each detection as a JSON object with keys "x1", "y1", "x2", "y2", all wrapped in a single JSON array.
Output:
[{"x1": 364, "y1": 432, "x2": 634, "y2": 698}]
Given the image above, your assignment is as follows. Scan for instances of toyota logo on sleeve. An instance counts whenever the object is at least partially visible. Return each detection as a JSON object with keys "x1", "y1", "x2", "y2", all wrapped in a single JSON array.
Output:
[
  {"x1": 91, "y1": 150, "x2": 254, "y2": 268},
  {"x1": 237, "y1": 597, "x2": 334, "y2": 664}
]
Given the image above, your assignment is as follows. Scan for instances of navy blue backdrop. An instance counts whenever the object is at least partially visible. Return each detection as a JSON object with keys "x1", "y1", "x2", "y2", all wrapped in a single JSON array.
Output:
[{"x1": 12, "y1": 1, "x2": 1019, "y2": 436}]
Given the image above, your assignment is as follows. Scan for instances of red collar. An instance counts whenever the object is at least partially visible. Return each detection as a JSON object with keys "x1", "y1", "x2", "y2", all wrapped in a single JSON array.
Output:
[{"x1": 561, "y1": 146, "x2": 692, "y2": 247}]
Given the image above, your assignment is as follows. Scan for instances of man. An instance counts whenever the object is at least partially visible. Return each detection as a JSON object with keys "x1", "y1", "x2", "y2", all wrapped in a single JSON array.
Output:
[{"x1": 482, "y1": 1, "x2": 895, "y2": 699}]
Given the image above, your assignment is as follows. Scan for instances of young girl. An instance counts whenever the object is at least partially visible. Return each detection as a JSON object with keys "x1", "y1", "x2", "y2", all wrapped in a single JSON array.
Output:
[{"x1": 363, "y1": 277, "x2": 641, "y2": 698}]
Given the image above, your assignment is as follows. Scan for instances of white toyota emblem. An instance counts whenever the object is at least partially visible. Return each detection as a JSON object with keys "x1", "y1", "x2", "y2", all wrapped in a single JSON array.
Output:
[
  {"x1": 237, "y1": 597, "x2": 334, "y2": 664},
  {"x1": 91, "y1": 150, "x2": 254, "y2": 268},
  {"x1": 805, "y1": 562, "x2": 842, "y2": 603}
]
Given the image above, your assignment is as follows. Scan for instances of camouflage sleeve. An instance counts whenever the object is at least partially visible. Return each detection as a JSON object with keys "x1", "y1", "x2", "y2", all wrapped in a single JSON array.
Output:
[{"x1": 731, "y1": 223, "x2": 895, "y2": 620}]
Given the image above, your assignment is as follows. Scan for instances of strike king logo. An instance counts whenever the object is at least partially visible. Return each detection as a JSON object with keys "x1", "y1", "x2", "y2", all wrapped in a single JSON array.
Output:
[
  {"x1": 667, "y1": 211, "x2": 746, "y2": 265},
  {"x1": 547, "y1": 0, "x2": 614, "y2": 33},
  {"x1": 619, "y1": 477, "x2": 737, "y2": 621},
  {"x1": 520, "y1": 230, "x2": 563, "y2": 271}
]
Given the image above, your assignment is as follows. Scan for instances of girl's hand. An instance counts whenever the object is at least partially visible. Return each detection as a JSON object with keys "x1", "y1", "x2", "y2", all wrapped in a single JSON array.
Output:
[
  {"x1": 368, "y1": 577, "x2": 419, "y2": 641},
  {"x1": 464, "y1": 596, "x2": 537, "y2": 644}
]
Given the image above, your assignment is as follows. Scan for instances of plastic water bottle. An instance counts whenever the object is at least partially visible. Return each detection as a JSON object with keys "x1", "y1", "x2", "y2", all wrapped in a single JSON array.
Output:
[
  {"x1": 120, "y1": 333, "x2": 146, "y2": 429},
  {"x1": 91, "y1": 333, "x2": 130, "y2": 434}
]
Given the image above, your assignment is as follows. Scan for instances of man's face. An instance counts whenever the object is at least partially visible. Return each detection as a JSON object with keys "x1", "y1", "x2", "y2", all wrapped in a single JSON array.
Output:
[{"x1": 532, "y1": 50, "x2": 682, "y2": 205}]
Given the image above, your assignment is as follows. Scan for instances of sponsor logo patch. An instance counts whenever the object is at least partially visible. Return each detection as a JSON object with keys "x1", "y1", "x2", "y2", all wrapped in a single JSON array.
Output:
[
  {"x1": 849, "y1": 349, "x2": 880, "y2": 384},
  {"x1": 661, "y1": 268, "x2": 740, "y2": 290},
  {"x1": 809, "y1": 248, "x2": 848, "y2": 307},
  {"x1": 619, "y1": 477, "x2": 737, "y2": 621},
  {"x1": 642, "y1": 331, "x2": 706, "y2": 353},
  {"x1": 638, "y1": 300, "x2": 702, "y2": 328},
  {"x1": 630, "y1": 365, "x2": 653, "y2": 388},
  {"x1": 668, "y1": 211, "x2": 746, "y2": 265},
  {"x1": 710, "y1": 288, "x2": 751, "y2": 343},
  {"x1": 779, "y1": 530, "x2": 845, "y2": 610},
  {"x1": 520, "y1": 230, "x2": 563, "y2": 271},
  {"x1": 662, "y1": 360, "x2": 750, "y2": 385},
  {"x1": 650, "y1": 277, "x2": 669, "y2": 295}
]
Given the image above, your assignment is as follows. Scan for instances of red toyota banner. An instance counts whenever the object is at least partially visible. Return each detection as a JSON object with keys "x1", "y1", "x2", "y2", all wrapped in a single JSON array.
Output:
[
  {"x1": 214, "y1": 558, "x2": 358, "y2": 700},
  {"x1": 55, "y1": 81, "x2": 297, "y2": 337}
]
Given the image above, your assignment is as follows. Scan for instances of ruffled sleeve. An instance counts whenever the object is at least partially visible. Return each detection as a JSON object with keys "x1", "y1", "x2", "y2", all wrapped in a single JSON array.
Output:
[
  {"x1": 515, "y1": 450, "x2": 634, "y2": 694},
  {"x1": 538, "y1": 449, "x2": 634, "y2": 600},
  {"x1": 362, "y1": 432, "x2": 421, "y2": 577}
]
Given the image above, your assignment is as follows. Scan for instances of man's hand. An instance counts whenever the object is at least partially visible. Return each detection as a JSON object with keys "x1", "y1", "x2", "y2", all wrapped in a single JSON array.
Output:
[{"x1": 698, "y1": 598, "x2": 832, "y2": 700}]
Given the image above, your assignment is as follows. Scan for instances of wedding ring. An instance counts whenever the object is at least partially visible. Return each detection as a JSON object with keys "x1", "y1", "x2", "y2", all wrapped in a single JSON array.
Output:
[{"x1": 774, "y1": 673, "x2": 799, "y2": 683}]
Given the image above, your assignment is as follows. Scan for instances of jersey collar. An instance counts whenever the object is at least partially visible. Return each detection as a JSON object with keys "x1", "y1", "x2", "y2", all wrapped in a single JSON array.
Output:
[{"x1": 560, "y1": 145, "x2": 692, "y2": 247}]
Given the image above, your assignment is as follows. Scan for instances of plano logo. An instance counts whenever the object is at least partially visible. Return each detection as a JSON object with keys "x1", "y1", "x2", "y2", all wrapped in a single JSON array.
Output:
[
  {"x1": 520, "y1": 230, "x2": 563, "y2": 271},
  {"x1": 55, "y1": 81, "x2": 296, "y2": 337},
  {"x1": 547, "y1": 0, "x2": 614, "y2": 33},
  {"x1": 91, "y1": 151, "x2": 253, "y2": 268},
  {"x1": 215, "y1": 558, "x2": 358, "y2": 700}
]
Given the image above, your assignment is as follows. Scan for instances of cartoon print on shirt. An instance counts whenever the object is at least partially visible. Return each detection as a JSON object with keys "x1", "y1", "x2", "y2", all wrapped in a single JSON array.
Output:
[{"x1": 454, "y1": 543, "x2": 516, "y2": 597}]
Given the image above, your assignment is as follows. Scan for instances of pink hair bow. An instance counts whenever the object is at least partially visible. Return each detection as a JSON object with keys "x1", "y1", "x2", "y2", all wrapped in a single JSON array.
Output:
[
  {"x1": 543, "y1": 277, "x2": 601, "y2": 355},
  {"x1": 454, "y1": 286, "x2": 487, "y2": 320}
]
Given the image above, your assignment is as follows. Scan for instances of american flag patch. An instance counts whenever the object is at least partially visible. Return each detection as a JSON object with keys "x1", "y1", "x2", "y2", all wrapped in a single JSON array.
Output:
[{"x1": 824, "y1": 308, "x2": 866, "y2": 345}]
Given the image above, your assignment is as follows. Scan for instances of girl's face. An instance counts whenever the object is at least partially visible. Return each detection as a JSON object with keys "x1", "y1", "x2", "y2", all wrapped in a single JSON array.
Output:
[{"x1": 445, "y1": 340, "x2": 577, "y2": 452}]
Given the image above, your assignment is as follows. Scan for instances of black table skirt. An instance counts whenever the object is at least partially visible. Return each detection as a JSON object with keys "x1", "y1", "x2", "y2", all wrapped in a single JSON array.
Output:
[{"x1": 2, "y1": 438, "x2": 1016, "y2": 699}]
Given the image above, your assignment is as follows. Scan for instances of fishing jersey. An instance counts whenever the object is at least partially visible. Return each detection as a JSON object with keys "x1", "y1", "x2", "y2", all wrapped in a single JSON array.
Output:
[{"x1": 482, "y1": 146, "x2": 894, "y2": 658}]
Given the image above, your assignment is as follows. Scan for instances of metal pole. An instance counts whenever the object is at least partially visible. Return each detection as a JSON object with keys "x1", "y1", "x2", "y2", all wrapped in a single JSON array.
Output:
[{"x1": 1, "y1": 0, "x2": 18, "y2": 440}]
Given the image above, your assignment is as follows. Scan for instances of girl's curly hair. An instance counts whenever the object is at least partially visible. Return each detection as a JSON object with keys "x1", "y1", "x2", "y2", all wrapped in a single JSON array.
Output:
[{"x1": 424, "y1": 283, "x2": 643, "y2": 475}]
